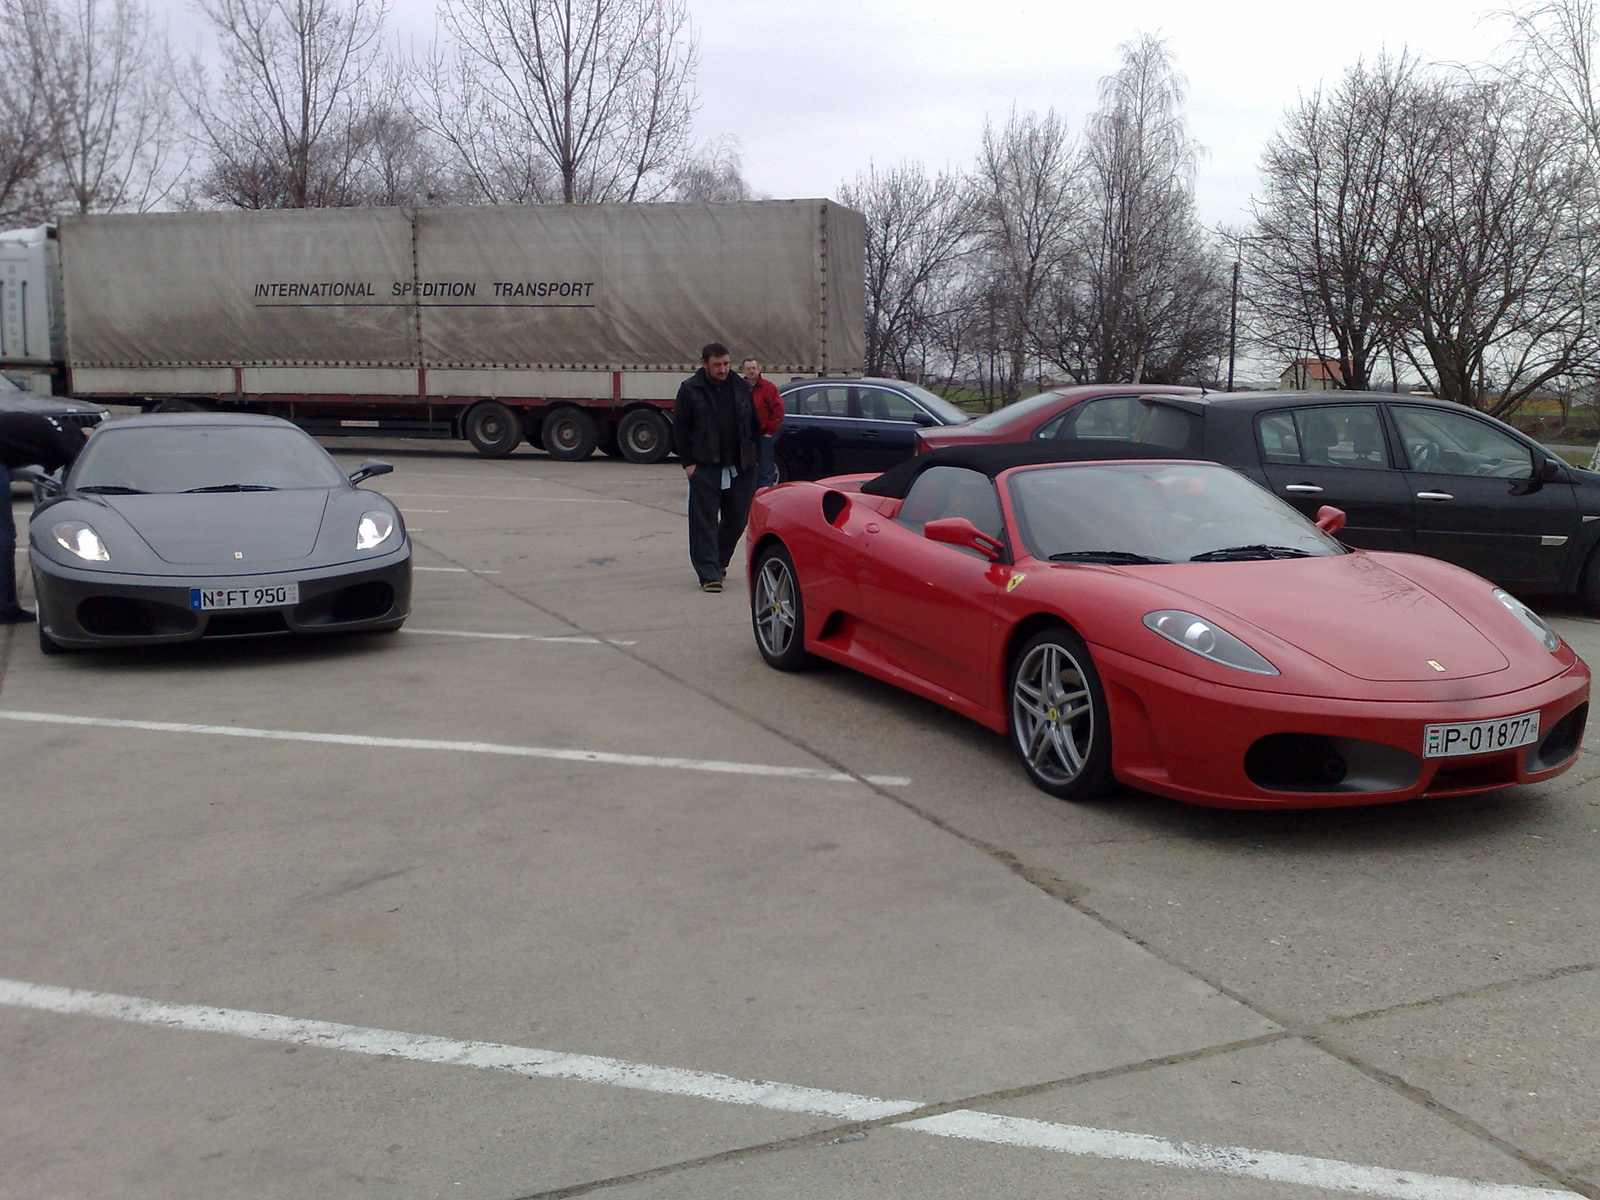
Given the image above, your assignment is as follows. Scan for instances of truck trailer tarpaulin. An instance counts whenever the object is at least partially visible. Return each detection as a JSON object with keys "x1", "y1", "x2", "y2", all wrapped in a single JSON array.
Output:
[{"x1": 45, "y1": 200, "x2": 866, "y2": 459}]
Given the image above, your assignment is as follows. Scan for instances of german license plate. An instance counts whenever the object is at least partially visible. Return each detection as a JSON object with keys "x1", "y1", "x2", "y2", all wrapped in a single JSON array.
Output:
[
  {"x1": 1423, "y1": 711, "x2": 1539, "y2": 758},
  {"x1": 190, "y1": 583, "x2": 299, "y2": 611}
]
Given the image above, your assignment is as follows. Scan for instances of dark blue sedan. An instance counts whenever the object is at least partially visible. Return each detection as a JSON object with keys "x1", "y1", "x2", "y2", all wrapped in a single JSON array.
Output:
[{"x1": 773, "y1": 378, "x2": 970, "y2": 480}]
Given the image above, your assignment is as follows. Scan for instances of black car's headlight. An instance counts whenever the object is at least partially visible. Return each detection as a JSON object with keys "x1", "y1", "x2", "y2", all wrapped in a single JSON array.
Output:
[
  {"x1": 52, "y1": 520, "x2": 110, "y2": 562},
  {"x1": 357, "y1": 510, "x2": 396, "y2": 550},
  {"x1": 1144, "y1": 609, "x2": 1279, "y2": 675},
  {"x1": 1494, "y1": 589, "x2": 1561, "y2": 653}
]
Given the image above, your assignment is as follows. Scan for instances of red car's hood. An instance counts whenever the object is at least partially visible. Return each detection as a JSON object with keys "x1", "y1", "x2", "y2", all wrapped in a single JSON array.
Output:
[{"x1": 1144, "y1": 554, "x2": 1510, "y2": 682}]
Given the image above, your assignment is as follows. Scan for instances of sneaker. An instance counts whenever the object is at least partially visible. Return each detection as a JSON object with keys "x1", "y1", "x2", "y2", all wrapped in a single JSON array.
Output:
[
  {"x1": 0, "y1": 607, "x2": 37, "y2": 624},
  {"x1": 699, "y1": 578, "x2": 722, "y2": 593}
]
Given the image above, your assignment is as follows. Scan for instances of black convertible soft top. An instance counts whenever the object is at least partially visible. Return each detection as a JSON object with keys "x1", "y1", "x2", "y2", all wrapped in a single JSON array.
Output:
[{"x1": 859, "y1": 440, "x2": 1207, "y2": 499}]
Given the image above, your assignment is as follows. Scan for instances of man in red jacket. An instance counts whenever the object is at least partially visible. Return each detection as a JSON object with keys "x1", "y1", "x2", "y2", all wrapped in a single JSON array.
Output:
[{"x1": 742, "y1": 357, "x2": 784, "y2": 488}]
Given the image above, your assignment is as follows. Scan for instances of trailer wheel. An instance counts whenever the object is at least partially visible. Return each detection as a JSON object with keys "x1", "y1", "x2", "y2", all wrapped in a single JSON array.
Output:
[
  {"x1": 541, "y1": 407, "x2": 598, "y2": 461},
  {"x1": 463, "y1": 401, "x2": 524, "y2": 458},
  {"x1": 617, "y1": 408, "x2": 673, "y2": 464},
  {"x1": 151, "y1": 398, "x2": 206, "y2": 413}
]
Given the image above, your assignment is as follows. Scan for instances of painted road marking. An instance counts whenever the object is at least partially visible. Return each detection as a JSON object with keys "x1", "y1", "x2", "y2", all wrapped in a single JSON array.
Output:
[
  {"x1": 0, "y1": 710, "x2": 911, "y2": 787},
  {"x1": 389, "y1": 492, "x2": 622, "y2": 504},
  {"x1": 403, "y1": 628, "x2": 637, "y2": 646},
  {"x1": 414, "y1": 566, "x2": 501, "y2": 574},
  {"x1": 404, "y1": 508, "x2": 452, "y2": 513},
  {"x1": 0, "y1": 978, "x2": 1574, "y2": 1200}
]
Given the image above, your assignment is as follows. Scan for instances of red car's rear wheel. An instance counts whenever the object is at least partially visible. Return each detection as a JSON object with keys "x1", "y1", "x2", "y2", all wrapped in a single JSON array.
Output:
[{"x1": 1010, "y1": 626, "x2": 1113, "y2": 799}]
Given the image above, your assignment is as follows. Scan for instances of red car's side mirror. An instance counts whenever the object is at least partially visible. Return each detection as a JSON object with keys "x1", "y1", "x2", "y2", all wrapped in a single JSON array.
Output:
[
  {"x1": 924, "y1": 516, "x2": 1004, "y2": 561},
  {"x1": 1315, "y1": 505, "x2": 1347, "y2": 535}
]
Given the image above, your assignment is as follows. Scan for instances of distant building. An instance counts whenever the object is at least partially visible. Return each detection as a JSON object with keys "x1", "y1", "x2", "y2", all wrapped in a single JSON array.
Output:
[{"x1": 1279, "y1": 357, "x2": 1346, "y2": 390}]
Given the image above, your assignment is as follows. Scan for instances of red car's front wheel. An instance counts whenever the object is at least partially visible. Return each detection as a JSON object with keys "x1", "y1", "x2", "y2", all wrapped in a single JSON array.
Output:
[
  {"x1": 1010, "y1": 626, "x2": 1113, "y2": 799},
  {"x1": 751, "y1": 544, "x2": 813, "y2": 671}
]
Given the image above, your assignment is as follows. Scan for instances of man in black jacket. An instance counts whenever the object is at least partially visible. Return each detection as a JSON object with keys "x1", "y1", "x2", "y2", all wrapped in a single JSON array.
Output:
[
  {"x1": 673, "y1": 342, "x2": 761, "y2": 592},
  {"x1": 0, "y1": 412, "x2": 87, "y2": 623}
]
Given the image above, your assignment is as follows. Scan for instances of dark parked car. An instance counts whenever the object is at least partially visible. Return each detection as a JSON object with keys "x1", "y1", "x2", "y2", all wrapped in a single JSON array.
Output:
[
  {"x1": 773, "y1": 378, "x2": 970, "y2": 480},
  {"x1": 30, "y1": 414, "x2": 411, "y2": 653},
  {"x1": 944, "y1": 387, "x2": 1600, "y2": 606},
  {"x1": 2, "y1": 375, "x2": 109, "y2": 493}
]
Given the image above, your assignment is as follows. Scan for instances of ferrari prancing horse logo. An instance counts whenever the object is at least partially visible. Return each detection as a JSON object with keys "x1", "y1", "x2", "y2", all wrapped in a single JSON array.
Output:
[
  {"x1": 1428, "y1": 660, "x2": 1446, "y2": 672},
  {"x1": 1006, "y1": 573, "x2": 1026, "y2": 592}
]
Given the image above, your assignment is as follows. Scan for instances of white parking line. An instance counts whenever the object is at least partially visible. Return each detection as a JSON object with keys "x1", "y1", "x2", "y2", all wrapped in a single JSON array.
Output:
[
  {"x1": 389, "y1": 492, "x2": 622, "y2": 503},
  {"x1": 0, "y1": 709, "x2": 910, "y2": 786},
  {"x1": 414, "y1": 566, "x2": 501, "y2": 574},
  {"x1": 0, "y1": 977, "x2": 1574, "y2": 1200},
  {"x1": 403, "y1": 628, "x2": 637, "y2": 646}
]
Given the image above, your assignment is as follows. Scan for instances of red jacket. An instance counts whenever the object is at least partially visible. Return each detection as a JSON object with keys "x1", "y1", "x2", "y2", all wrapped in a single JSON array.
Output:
[{"x1": 750, "y1": 376, "x2": 784, "y2": 436}]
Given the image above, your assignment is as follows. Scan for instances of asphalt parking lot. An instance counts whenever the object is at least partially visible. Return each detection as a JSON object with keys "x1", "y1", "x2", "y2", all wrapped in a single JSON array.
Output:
[{"x1": 2, "y1": 441, "x2": 1598, "y2": 1200}]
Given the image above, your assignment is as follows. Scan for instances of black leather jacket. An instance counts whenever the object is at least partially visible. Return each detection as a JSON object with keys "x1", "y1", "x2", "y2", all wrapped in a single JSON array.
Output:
[{"x1": 673, "y1": 368, "x2": 760, "y2": 470}]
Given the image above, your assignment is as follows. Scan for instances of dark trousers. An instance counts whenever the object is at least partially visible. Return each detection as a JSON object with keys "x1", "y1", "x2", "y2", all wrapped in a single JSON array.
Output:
[
  {"x1": 687, "y1": 465, "x2": 757, "y2": 583},
  {"x1": 0, "y1": 464, "x2": 18, "y2": 615},
  {"x1": 757, "y1": 434, "x2": 777, "y2": 488}
]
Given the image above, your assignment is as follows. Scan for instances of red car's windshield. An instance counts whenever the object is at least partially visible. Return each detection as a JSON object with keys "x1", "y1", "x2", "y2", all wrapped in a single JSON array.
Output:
[{"x1": 1006, "y1": 461, "x2": 1343, "y2": 564}]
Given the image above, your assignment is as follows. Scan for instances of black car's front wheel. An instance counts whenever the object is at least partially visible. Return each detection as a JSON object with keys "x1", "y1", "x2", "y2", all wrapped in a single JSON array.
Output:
[
  {"x1": 751, "y1": 544, "x2": 813, "y2": 670},
  {"x1": 1009, "y1": 626, "x2": 1112, "y2": 799}
]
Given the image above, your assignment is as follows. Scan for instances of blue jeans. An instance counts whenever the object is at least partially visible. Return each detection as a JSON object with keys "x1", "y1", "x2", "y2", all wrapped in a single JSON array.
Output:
[
  {"x1": 0, "y1": 463, "x2": 19, "y2": 614},
  {"x1": 757, "y1": 434, "x2": 777, "y2": 488}
]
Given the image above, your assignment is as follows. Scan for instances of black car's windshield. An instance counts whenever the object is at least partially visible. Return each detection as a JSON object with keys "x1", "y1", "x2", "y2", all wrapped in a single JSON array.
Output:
[
  {"x1": 898, "y1": 384, "x2": 971, "y2": 426},
  {"x1": 72, "y1": 425, "x2": 349, "y2": 493},
  {"x1": 1007, "y1": 461, "x2": 1343, "y2": 564}
]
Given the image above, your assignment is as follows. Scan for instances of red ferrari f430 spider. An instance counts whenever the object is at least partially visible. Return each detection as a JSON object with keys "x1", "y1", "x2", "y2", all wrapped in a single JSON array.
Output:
[{"x1": 744, "y1": 445, "x2": 1590, "y2": 809}]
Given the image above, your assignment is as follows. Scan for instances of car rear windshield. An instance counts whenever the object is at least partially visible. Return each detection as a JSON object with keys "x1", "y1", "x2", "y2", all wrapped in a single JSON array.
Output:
[
  {"x1": 72, "y1": 425, "x2": 349, "y2": 493},
  {"x1": 1007, "y1": 461, "x2": 1342, "y2": 564},
  {"x1": 965, "y1": 390, "x2": 1065, "y2": 431}
]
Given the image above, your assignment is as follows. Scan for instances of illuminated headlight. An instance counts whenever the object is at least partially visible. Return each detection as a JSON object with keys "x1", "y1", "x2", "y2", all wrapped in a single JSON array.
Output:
[
  {"x1": 356, "y1": 510, "x2": 396, "y2": 550},
  {"x1": 52, "y1": 521, "x2": 109, "y2": 562},
  {"x1": 1494, "y1": 589, "x2": 1560, "y2": 653},
  {"x1": 1144, "y1": 609, "x2": 1279, "y2": 675}
]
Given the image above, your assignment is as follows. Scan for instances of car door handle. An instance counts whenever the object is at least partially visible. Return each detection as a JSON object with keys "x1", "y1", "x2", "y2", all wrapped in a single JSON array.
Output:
[
  {"x1": 862, "y1": 431, "x2": 880, "y2": 438},
  {"x1": 1417, "y1": 491, "x2": 1454, "y2": 501},
  {"x1": 1283, "y1": 484, "x2": 1323, "y2": 494}
]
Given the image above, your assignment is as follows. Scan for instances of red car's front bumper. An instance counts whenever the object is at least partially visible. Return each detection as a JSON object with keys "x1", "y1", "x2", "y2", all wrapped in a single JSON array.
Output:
[{"x1": 1093, "y1": 643, "x2": 1590, "y2": 809}]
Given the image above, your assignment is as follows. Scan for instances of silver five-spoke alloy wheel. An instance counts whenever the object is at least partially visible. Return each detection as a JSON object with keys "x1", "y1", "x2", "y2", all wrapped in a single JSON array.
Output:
[
  {"x1": 751, "y1": 545, "x2": 812, "y2": 670},
  {"x1": 1009, "y1": 627, "x2": 1111, "y2": 798}
]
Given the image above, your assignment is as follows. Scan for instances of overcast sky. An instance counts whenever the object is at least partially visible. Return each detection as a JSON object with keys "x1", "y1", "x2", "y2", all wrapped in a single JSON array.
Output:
[{"x1": 180, "y1": 0, "x2": 1514, "y2": 227}]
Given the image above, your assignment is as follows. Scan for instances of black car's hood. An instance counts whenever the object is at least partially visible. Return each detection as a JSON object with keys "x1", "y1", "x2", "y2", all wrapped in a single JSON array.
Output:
[{"x1": 102, "y1": 490, "x2": 330, "y2": 564}]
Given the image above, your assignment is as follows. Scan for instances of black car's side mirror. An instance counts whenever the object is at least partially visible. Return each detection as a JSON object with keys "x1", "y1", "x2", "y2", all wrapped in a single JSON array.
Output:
[
  {"x1": 349, "y1": 459, "x2": 393, "y2": 485},
  {"x1": 913, "y1": 412, "x2": 938, "y2": 427},
  {"x1": 1539, "y1": 457, "x2": 1565, "y2": 483}
]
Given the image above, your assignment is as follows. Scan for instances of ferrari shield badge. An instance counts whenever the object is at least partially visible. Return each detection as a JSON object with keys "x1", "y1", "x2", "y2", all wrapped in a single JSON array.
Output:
[{"x1": 1006, "y1": 573, "x2": 1026, "y2": 593}]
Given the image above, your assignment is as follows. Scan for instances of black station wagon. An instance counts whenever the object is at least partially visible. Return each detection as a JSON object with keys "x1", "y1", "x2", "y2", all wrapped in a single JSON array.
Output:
[{"x1": 1021, "y1": 389, "x2": 1600, "y2": 606}]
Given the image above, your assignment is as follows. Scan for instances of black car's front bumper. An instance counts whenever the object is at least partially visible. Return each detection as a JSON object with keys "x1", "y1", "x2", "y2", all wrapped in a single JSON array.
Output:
[{"x1": 30, "y1": 546, "x2": 412, "y2": 649}]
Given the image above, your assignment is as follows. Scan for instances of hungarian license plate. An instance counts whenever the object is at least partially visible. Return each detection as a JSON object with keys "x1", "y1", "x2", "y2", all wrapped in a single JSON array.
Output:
[
  {"x1": 1423, "y1": 711, "x2": 1539, "y2": 759},
  {"x1": 190, "y1": 583, "x2": 299, "y2": 611}
]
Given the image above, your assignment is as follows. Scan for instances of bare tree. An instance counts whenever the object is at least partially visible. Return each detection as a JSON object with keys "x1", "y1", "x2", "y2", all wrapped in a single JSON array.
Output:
[
  {"x1": 1390, "y1": 73, "x2": 1597, "y2": 414},
  {"x1": 1044, "y1": 33, "x2": 1224, "y2": 384},
  {"x1": 972, "y1": 108, "x2": 1078, "y2": 402},
  {"x1": 2, "y1": 0, "x2": 180, "y2": 215},
  {"x1": 670, "y1": 136, "x2": 752, "y2": 202},
  {"x1": 1244, "y1": 54, "x2": 1423, "y2": 390},
  {"x1": 839, "y1": 161, "x2": 972, "y2": 378},
  {"x1": 0, "y1": 9, "x2": 57, "y2": 220},
  {"x1": 190, "y1": 0, "x2": 391, "y2": 208},
  {"x1": 425, "y1": 0, "x2": 696, "y2": 205}
]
